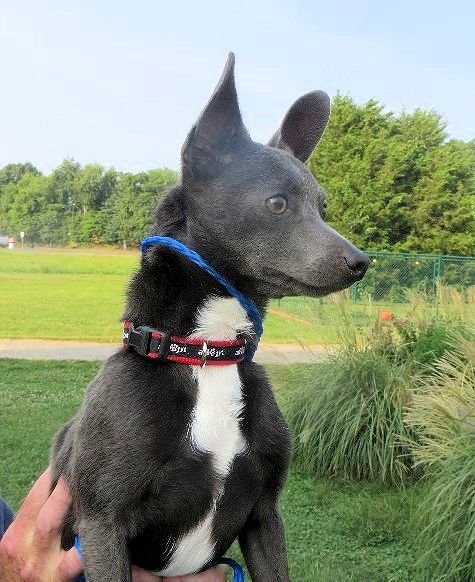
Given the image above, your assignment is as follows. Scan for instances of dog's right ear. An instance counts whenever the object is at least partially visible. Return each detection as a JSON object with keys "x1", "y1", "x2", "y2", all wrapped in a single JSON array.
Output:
[
  {"x1": 268, "y1": 91, "x2": 331, "y2": 163},
  {"x1": 181, "y1": 52, "x2": 248, "y2": 182}
]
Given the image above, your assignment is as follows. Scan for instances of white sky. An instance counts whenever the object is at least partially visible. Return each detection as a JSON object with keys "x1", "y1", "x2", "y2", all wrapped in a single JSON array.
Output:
[{"x1": 1, "y1": 0, "x2": 474, "y2": 173}]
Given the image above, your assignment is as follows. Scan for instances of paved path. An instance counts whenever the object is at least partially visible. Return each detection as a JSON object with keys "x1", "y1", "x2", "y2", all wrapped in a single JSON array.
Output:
[{"x1": 0, "y1": 339, "x2": 329, "y2": 364}]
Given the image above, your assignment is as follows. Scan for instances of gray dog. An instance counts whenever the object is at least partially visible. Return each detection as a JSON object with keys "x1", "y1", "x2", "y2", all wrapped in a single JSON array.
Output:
[{"x1": 51, "y1": 53, "x2": 368, "y2": 581}]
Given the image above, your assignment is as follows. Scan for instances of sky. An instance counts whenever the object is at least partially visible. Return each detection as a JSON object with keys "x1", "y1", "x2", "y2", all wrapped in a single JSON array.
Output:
[{"x1": 1, "y1": 0, "x2": 474, "y2": 174}]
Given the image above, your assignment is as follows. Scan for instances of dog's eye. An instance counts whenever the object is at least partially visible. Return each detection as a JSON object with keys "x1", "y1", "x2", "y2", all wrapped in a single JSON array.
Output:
[{"x1": 265, "y1": 196, "x2": 288, "y2": 215}]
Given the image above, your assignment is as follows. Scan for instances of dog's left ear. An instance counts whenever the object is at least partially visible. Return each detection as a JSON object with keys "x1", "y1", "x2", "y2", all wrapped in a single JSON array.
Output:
[
  {"x1": 182, "y1": 52, "x2": 249, "y2": 182},
  {"x1": 268, "y1": 91, "x2": 330, "y2": 163}
]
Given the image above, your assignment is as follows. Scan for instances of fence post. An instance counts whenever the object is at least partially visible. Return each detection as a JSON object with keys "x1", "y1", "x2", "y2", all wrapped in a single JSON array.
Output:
[
  {"x1": 432, "y1": 255, "x2": 442, "y2": 292},
  {"x1": 432, "y1": 255, "x2": 442, "y2": 312}
]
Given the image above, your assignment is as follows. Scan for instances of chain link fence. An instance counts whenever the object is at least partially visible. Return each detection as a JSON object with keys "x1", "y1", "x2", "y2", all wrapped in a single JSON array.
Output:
[{"x1": 350, "y1": 252, "x2": 475, "y2": 304}]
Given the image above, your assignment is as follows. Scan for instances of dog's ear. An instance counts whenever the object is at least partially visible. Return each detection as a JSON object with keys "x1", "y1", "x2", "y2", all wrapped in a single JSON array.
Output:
[
  {"x1": 182, "y1": 52, "x2": 248, "y2": 181},
  {"x1": 268, "y1": 91, "x2": 330, "y2": 163}
]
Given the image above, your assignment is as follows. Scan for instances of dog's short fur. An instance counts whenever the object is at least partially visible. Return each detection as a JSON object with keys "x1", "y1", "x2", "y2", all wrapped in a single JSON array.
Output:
[{"x1": 51, "y1": 53, "x2": 368, "y2": 581}]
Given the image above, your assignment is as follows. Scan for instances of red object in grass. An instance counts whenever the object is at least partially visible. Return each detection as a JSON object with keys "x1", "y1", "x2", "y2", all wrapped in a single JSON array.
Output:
[{"x1": 380, "y1": 310, "x2": 393, "y2": 321}]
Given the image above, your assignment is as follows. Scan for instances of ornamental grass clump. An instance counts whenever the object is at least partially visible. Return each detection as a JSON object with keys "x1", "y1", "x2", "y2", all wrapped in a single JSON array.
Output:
[
  {"x1": 405, "y1": 335, "x2": 475, "y2": 581},
  {"x1": 285, "y1": 345, "x2": 418, "y2": 485},
  {"x1": 283, "y1": 287, "x2": 472, "y2": 487}
]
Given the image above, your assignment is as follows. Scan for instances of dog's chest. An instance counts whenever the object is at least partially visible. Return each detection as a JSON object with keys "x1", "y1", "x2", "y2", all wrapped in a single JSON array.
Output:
[
  {"x1": 188, "y1": 296, "x2": 250, "y2": 473},
  {"x1": 190, "y1": 364, "x2": 246, "y2": 475},
  {"x1": 155, "y1": 297, "x2": 251, "y2": 576}
]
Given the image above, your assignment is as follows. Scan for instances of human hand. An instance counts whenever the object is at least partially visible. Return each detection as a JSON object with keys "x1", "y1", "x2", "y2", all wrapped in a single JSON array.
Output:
[
  {"x1": 0, "y1": 468, "x2": 82, "y2": 581},
  {"x1": 0, "y1": 468, "x2": 227, "y2": 582}
]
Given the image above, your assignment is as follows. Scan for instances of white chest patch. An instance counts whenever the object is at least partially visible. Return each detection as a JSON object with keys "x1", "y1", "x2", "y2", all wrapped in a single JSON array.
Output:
[{"x1": 155, "y1": 297, "x2": 251, "y2": 577}]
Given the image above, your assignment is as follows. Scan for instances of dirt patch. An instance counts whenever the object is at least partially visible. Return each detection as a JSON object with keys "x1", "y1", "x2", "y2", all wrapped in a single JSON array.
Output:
[{"x1": 268, "y1": 307, "x2": 316, "y2": 327}]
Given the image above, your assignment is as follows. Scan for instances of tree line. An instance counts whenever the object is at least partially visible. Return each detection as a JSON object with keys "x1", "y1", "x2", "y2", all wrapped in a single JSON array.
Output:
[
  {"x1": 0, "y1": 95, "x2": 474, "y2": 254},
  {"x1": 0, "y1": 161, "x2": 177, "y2": 248}
]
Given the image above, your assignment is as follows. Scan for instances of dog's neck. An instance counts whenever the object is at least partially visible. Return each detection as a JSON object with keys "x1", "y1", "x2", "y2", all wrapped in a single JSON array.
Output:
[{"x1": 123, "y1": 245, "x2": 267, "y2": 339}]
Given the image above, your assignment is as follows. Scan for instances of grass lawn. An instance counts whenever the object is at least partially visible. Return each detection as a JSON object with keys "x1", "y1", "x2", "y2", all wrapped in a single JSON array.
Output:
[
  {"x1": 0, "y1": 359, "x2": 421, "y2": 581},
  {"x1": 0, "y1": 248, "x2": 418, "y2": 345}
]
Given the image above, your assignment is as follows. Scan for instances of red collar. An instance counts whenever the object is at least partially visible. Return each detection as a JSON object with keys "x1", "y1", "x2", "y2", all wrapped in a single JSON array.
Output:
[{"x1": 123, "y1": 321, "x2": 247, "y2": 366}]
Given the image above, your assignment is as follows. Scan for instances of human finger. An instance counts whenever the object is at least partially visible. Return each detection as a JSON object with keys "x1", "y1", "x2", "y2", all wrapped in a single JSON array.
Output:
[
  {"x1": 8, "y1": 468, "x2": 52, "y2": 534},
  {"x1": 58, "y1": 546, "x2": 84, "y2": 581},
  {"x1": 132, "y1": 565, "x2": 163, "y2": 581},
  {"x1": 32, "y1": 477, "x2": 72, "y2": 553},
  {"x1": 164, "y1": 564, "x2": 227, "y2": 582}
]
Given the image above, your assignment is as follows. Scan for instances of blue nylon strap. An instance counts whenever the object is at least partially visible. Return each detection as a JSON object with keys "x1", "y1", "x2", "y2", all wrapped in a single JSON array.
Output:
[
  {"x1": 141, "y1": 235, "x2": 263, "y2": 361},
  {"x1": 74, "y1": 536, "x2": 244, "y2": 581},
  {"x1": 218, "y1": 557, "x2": 245, "y2": 581},
  {"x1": 74, "y1": 534, "x2": 82, "y2": 557}
]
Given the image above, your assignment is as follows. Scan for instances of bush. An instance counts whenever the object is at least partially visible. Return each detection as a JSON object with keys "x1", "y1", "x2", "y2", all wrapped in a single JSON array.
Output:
[
  {"x1": 282, "y1": 291, "x2": 474, "y2": 578},
  {"x1": 387, "y1": 318, "x2": 463, "y2": 368},
  {"x1": 405, "y1": 336, "x2": 475, "y2": 581},
  {"x1": 284, "y1": 345, "x2": 418, "y2": 485},
  {"x1": 283, "y1": 296, "x2": 470, "y2": 486}
]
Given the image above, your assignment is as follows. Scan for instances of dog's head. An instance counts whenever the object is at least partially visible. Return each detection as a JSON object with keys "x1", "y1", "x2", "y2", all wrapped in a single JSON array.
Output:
[{"x1": 163, "y1": 53, "x2": 368, "y2": 299}]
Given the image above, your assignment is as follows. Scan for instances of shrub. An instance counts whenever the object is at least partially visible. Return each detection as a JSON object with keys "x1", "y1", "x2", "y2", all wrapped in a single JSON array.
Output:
[
  {"x1": 284, "y1": 346, "x2": 418, "y2": 485},
  {"x1": 405, "y1": 335, "x2": 475, "y2": 581},
  {"x1": 283, "y1": 288, "x2": 472, "y2": 487},
  {"x1": 393, "y1": 318, "x2": 462, "y2": 368}
]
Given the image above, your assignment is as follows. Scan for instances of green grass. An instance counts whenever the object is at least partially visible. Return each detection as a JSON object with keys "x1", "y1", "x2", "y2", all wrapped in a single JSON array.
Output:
[
  {"x1": 0, "y1": 249, "x2": 339, "y2": 344},
  {"x1": 0, "y1": 359, "x2": 421, "y2": 581},
  {"x1": 0, "y1": 273, "x2": 128, "y2": 341},
  {"x1": 0, "y1": 359, "x2": 97, "y2": 504},
  {"x1": 405, "y1": 337, "x2": 475, "y2": 581},
  {"x1": 282, "y1": 351, "x2": 418, "y2": 486},
  {"x1": 0, "y1": 248, "x2": 423, "y2": 345},
  {"x1": 0, "y1": 248, "x2": 139, "y2": 275}
]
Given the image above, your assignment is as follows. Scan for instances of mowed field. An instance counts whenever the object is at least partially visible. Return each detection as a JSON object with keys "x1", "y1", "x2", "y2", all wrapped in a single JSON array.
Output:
[{"x1": 0, "y1": 247, "x2": 388, "y2": 345}]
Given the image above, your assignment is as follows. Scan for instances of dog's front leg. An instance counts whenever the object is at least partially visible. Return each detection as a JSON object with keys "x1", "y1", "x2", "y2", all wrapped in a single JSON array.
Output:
[
  {"x1": 78, "y1": 519, "x2": 131, "y2": 582},
  {"x1": 239, "y1": 501, "x2": 290, "y2": 582}
]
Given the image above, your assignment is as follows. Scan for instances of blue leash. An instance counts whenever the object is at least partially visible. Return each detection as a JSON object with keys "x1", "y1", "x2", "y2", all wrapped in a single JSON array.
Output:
[
  {"x1": 218, "y1": 557, "x2": 245, "y2": 582},
  {"x1": 141, "y1": 235, "x2": 263, "y2": 361},
  {"x1": 74, "y1": 535, "x2": 244, "y2": 580}
]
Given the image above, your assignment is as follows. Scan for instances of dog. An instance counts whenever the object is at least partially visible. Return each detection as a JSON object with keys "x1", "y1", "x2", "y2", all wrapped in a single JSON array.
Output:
[{"x1": 51, "y1": 53, "x2": 369, "y2": 581}]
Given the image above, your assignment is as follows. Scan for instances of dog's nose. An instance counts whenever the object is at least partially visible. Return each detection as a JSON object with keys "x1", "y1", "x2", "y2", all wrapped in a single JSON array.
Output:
[{"x1": 344, "y1": 249, "x2": 370, "y2": 280}]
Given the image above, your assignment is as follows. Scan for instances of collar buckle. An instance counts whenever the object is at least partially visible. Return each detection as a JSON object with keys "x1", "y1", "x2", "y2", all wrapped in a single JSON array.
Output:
[
  {"x1": 125, "y1": 324, "x2": 153, "y2": 357},
  {"x1": 124, "y1": 323, "x2": 171, "y2": 360}
]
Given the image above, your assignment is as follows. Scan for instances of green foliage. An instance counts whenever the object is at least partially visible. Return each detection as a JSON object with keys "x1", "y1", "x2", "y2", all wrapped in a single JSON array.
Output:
[
  {"x1": 393, "y1": 319, "x2": 456, "y2": 367},
  {"x1": 399, "y1": 140, "x2": 475, "y2": 255},
  {"x1": 283, "y1": 290, "x2": 473, "y2": 486},
  {"x1": 374, "y1": 318, "x2": 467, "y2": 370},
  {"x1": 405, "y1": 336, "x2": 475, "y2": 581},
  {"x1": 0, "y1": 162, "x2": 40, "y2": 187},
  {"x1": 102, "y1": 169, "x2": 177, "y2": 247},
  {"x1": 308, "y1": 95, "x2": 475, "y2": 254},
  {"x1": 284, "y1": 348, "x2": 417, "y2": 485},
  {"x1": 0, "y1": 159, "x2": 178, "y2": 247}
]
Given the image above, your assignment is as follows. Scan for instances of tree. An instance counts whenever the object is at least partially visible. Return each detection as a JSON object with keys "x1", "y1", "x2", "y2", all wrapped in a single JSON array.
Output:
[
  {"x1": 307, "y1": 95, "x2": 473, "y2": 255},
  {"x1": 0, "y1": 174, "x2": 50, "y2": 243},
  {"x1": 75, "y1": 164, "x2": 118, "y2": 216},
  {"x1": 0, "y1": 162, "x2": 40, "y2": 188},
  {"x1": 0, "y1": 94, "x2": 472, "y2": 253},
  {"x1": 398, "y1": 139, "x2": 475, "y2": 254},
  {"x1": 103, "y1": 169, "x2": 177, "y2": 247}
]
